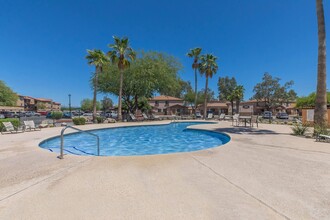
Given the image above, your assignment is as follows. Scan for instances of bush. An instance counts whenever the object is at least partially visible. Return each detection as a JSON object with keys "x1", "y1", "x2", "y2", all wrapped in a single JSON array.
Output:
[
  {"x1": 313, "y1": 124, "x2": 329, "y2": 137},
  {"x1": 51, "y1": 111, "x2": 63, "y2": 120},
  {"x1": 292, "y1": 123, "x2": 310, "y2": 136},
  {"x1": 96, "y1": 116, "x2": 104, "y2": 124},
  {"x1": 73, "y1": 117, "x2": 86, "y2": 125},
  {"x1": 0, "y1": 118, "x2": 20, "y2": 131}
]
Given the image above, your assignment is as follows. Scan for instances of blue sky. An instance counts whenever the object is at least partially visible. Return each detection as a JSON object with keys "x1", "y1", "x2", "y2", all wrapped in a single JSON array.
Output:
[{"x1": 1, "y1": 0, "x2": 329, "y2": 107}]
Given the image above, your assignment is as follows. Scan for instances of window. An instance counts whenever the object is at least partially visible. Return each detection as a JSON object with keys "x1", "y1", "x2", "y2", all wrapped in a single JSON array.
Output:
[
  {"x1": 158, "y1": 109, "x2": 162, "y2": 113},
  {"x1": 155, "y1": 101, "x2": 159, "y2": 106},
  {"x1": 165, "y1": 101, "x2": 169, "y2": 106}
]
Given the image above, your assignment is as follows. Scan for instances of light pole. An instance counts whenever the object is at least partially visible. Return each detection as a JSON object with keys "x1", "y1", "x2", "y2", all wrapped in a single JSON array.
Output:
[{"x1": 68, "y1": 94, "x2": 72, "y2": 118}]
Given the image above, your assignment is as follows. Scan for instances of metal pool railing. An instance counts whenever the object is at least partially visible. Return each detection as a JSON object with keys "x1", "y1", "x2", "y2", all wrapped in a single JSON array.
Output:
[{"x1": 58, "y1": 125, "x2": 100, "y2": 159}]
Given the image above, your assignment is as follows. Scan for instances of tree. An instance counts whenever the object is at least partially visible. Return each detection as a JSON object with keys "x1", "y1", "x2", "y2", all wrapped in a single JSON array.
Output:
[
  {"x1": 233, "y1": 85, "x2": 245, "y2": 114},
  {"x1": 173, "y1": 80, "x2": 193, "y2": 99},
  {"x1": 86, "y1": 49, "x2": 109, "y2": 123},
  {"x1": 315, "y1": 0, "x2": 327, "y2": 128},
  {"x1": 0, "y1": 81, "x2": 18, "y2": 106},
  {"x1": 81, "y1": 98, "x2": 101, "y2": 112},
  {"x1": 187, "y1": 47, "x2": 202, "y2": 113},
  {"x1": 101, "y1": 96, "x2": 113, "y2": 112},
  {"x1": 252, "y1": 72, "x2": 295, "y2": 112},
  {"x1": 218, "y1": 76, "x2": 238, "y2": 114},
  {"x1": 199, "y1": 54, "x2": 218, "y2": 118},
  {"x1": 98, "y1": 51, "x2": 182, "y2": 113},
  {"x1": 296, "y1": 92, "x2": 330, "y2": 108},
  {"x1": 108, "y1": 36, "x2": 136, "y2": 121}
]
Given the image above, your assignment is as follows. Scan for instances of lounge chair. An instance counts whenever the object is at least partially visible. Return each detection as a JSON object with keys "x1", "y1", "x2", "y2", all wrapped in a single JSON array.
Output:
[
  {"x1": 316, "y1": 134, "x2": 330, "y2": 142},
  {"x1": 129, "y1": 113, "x2": 137, "y2": 122},
  {"x1": 1, "y1": 122, "x2": 24, "y2": 134},
  {"x1": 151, "y1": 114, "x2": 161, "y2": 120},
  {"x1": 39, "y1": 120, "x2": 50, "y2": 128},
  {"x1": 219, "y1": 113, "x2": 225, "y2": 121},
  {"x1": 142, "y1": 113, "x2": 149, "y2": 120},
  {"x1": 207, "y1": 113, "x2": 213, "y2": 120},
  {"x1": 24, "y1": 120, "x2": 41, "y2": 131}
]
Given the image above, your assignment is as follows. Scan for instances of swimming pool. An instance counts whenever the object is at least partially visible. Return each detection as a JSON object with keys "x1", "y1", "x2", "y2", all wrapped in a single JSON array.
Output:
[{"x1": 39, "y1": 122, "x2": 230, "y2": 156}]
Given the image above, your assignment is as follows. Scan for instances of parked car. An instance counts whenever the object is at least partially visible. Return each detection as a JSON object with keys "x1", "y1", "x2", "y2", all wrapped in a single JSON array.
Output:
[
  {"x1": 3, "y1": 111, "x2": 20, "y2": 118},
  {"x1": 276, "y1": 112, "x2": 289, "y2": 119},
  {"x1": 25, "y1": 111, "x2": 41, "y2": 117},
  {"x1": 262, "y1": 111, "x2": 272, "y2": 119},
  {"x1": 62, "y1": 112, "x2": 72, "y2": 118},
  {"x1": 46, "y1": 112, "x2": 52, "y2": 118}
]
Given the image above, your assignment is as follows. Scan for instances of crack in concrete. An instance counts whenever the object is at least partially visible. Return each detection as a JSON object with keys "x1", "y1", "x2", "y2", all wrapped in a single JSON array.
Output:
[
  {"x1": 190, "y1": 155, "x2": 291, "y2": 220},
  {"x1": 0, "y1": 157, "x2": 92, "y2": 202},
  {"x1": 246, "y1": 143, "x2": 330, "y2": 156}
]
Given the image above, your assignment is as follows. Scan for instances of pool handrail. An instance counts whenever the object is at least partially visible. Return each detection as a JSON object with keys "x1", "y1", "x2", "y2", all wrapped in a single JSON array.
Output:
[{"x1": 58, "y1": 125, "x2": 100, "y2": 159}]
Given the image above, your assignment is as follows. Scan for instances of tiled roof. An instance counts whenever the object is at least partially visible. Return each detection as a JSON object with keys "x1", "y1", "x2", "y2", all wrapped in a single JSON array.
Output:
[
  {"x1": 206, "y1": 102, "x2": 228, "y2": 108},
  {"x1": 149, "y1": 95, "x2": 183, "y2": 101},
  {"x1": 35, "y1": 98, "x2": 52, "y2": 102}
]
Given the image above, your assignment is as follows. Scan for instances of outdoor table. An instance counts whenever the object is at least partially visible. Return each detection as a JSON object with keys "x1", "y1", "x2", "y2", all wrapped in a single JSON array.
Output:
[{"x1": 239, "y1": 116, "x2": 252, "y2": 127}]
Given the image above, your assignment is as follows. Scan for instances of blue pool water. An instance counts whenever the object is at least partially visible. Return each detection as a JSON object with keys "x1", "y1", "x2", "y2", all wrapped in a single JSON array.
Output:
[{"x1": 39, "y1": 122, "x2": 230, "y2": 156}]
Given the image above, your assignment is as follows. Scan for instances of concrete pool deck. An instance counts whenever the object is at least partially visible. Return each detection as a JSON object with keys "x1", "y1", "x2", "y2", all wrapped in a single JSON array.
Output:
[{"x1": 0, "y1": 121, "x2": 330, "y2": 219}]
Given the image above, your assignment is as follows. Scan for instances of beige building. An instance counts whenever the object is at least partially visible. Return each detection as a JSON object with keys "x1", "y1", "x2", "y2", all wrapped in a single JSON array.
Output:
[
  {"x1": 16, "y1": 95, "x2": 61, "y2": 112},
  {"x1": 149, "y1": 95, "x2": 187, "y2": 115}
]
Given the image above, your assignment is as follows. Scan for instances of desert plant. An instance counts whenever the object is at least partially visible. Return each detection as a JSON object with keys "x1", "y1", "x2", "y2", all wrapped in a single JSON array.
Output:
[
  {"x1": 72, "y1": 117, "x2": 86, "y2": 125},
  {"x1": 96, "y1": 116, "x2": 104, "y2": 124},
  {"x1": 291, "y1": 123, "x2": 310, "y2": 136}
]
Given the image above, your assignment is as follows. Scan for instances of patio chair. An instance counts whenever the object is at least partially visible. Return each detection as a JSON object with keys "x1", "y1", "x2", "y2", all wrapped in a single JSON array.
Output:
[
  {"x1": 24, "y1": 120, "x2": 41, "y2": 131},
  {"x1": 232, "y1": 114, "x2": 240, "y2": 126},
  {"x1": 250, "y1": 115, "x2": 259, "y2": 128},
  {"x1": 219, "y1": 113, "x2": 225, "y2": 121},
  {"x1": 1, "y1": 121, "x2": 24, "y2": 134}
]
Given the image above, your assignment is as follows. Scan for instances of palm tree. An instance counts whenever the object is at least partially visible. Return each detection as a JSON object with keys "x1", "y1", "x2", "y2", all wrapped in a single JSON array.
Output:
[
  {"x1": 187, "y1": 48, "x2": 202, "y2": 113},
  {"x1": 233, "y1": 85, "x2": 245, "y2": 114},
  {"x1": 108, "y1": 36, "x2": 136, "y2": 121},
  {"x1": 315, "y1": 0, "x2": 327, "y2": 128},
  {"x1": 86, "y1": 49, "x2": 109, "y2": 123},
  {"x1": 199, "y1": 54, "x2": 218, "y2": 118}
]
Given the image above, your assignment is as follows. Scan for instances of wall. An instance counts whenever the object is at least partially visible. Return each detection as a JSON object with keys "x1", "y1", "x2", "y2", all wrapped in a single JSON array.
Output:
[{"x1": 302, "y1": 108, "x2": 330, "y2": 125}]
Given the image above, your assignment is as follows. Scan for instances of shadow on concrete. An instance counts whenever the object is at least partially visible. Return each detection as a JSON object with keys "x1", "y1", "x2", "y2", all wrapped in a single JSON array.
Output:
[{"x1": 211, "y1": 126, "x2": 288, "y2": 135}]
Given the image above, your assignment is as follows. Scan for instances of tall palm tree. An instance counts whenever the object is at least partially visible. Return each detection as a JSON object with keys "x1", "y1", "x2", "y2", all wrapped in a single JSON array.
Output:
[
  {"x1": 233, "y1": 85, "x2": 245, "y2": 114},
  {"x1": 86, "y1": 49, "x2": 109, "y2": 123},
  {"x1": 108, "y1": 36, "x2": 136, "y2": 121},
  {"x1": 187, "y1": 47, "x2": 202, "y2": 113},
  {"x1": 315, "y1": 0, "x2": 327, "y2": 128},
  {"x1": 199, "y1": 54, "x2": 218, "y2": 119}
]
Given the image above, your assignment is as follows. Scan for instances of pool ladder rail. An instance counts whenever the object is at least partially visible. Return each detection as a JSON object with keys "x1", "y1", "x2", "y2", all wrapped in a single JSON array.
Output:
[{"x1": 58, "y1": 125, "x2": 100, "y2": 159}]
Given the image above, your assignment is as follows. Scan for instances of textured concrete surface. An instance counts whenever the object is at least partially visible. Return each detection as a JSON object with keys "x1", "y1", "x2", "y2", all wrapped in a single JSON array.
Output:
[{"x1": 0, "y1": 121, "x2": 330, "y2": 219}]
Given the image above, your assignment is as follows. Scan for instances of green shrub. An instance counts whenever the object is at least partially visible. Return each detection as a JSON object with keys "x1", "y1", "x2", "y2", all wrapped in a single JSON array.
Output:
[
  {"x1": 0, "y1": 118, "x2": 20, "y2": 131},
  {"x1": 96, "y1": 116, "x2": 104, "y2": 124},
  {"x1": 313, "y1": 124, "x2": 329, "y2": 137},
  {"x1": 73, "y1": 117, "x2": 86, "y2": 125},
  {"x1": 51, "y1": 111, "x2": 63, "y2": 120},
  {"x1": 292, "y1": 123, "x2": 310, "y2": 136}
]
